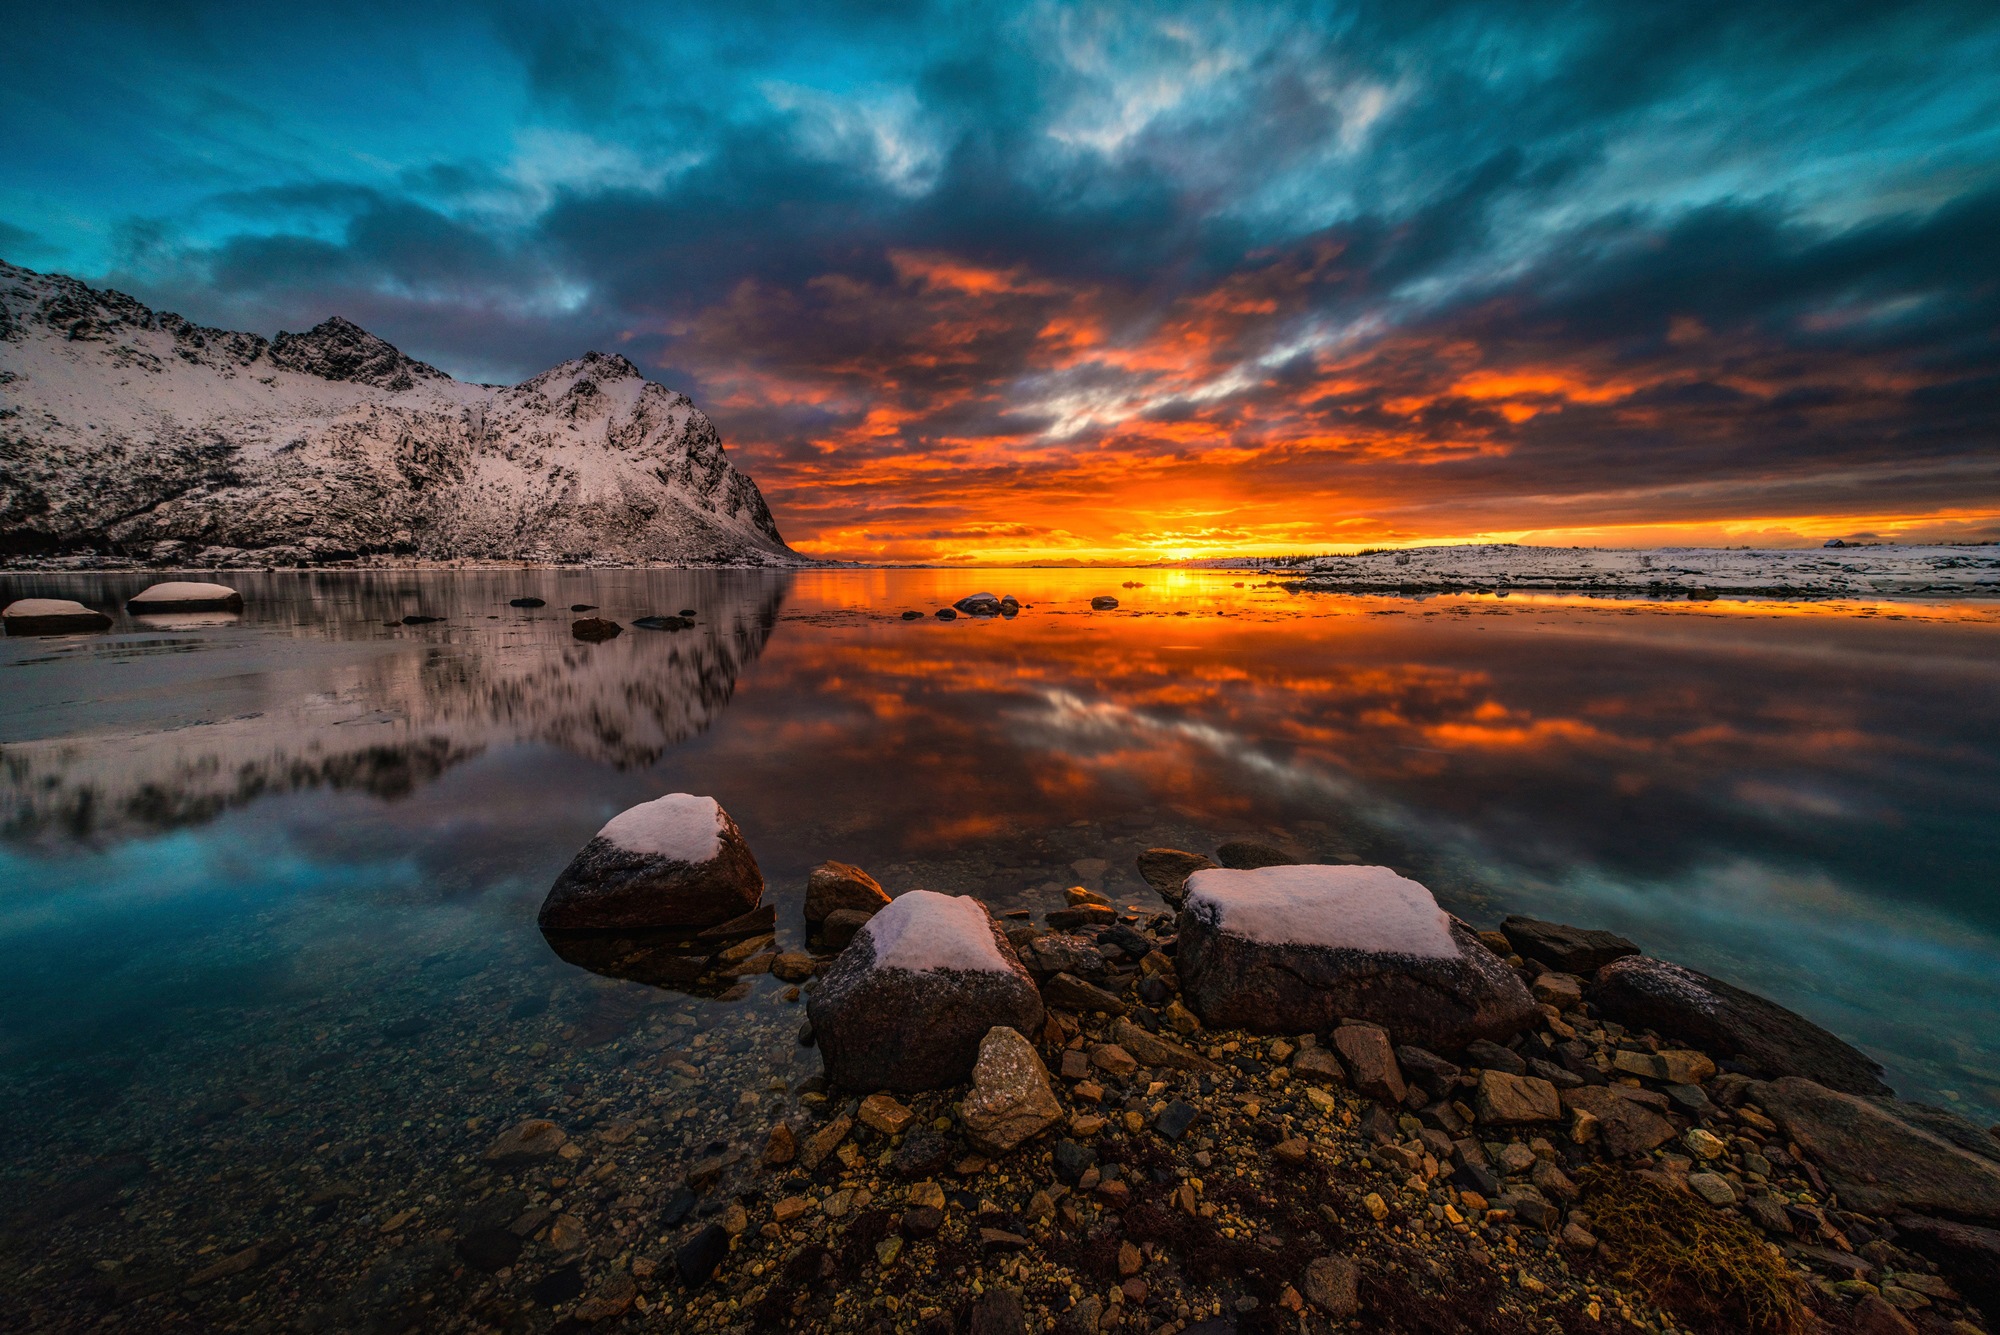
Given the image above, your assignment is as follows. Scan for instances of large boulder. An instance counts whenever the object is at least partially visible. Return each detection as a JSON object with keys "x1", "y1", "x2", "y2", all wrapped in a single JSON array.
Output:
[
  {"x1": 1176, "y1": 865, "x2": 1537, "y2": 1050},
  {"x1": 805, "y1": 861, "x2": 891, "y2": 929},
  {"x1": 1498, "y1": 916, "x2": 1638, "y2": 974},
  {"x1": 808, "y1": 891, "x2": 1045, "y2": 1094},
  {"x1": 126, "y1": 581, "x2": 243, "y2": 613},
  {"x1": 1752, "y1": 1077, "x2": 2000, "y2": 1220},
  {"x1": 3, "y1": 598, "x2": 112, "y2": 635},
  {"x1": 1590, "y1": 956, "x2": 1888, "y2": 1094},
  {"x1": 538, "y1": 794, "x2": 764, "y2": 931}
]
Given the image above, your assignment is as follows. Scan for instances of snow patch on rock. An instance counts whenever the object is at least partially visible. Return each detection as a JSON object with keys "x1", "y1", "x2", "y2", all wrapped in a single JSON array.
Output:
[
  {"x1": 596, "y1": 793, "x2": 724, "y2": 863},
  {"x1": 1185, "y1": 865, "x2": 1457, "y2": 958},
  {"x1": 129, "y1": 581, "x2": 240, "y2": 605},
  {"x1": 4, "y1": 598, "x2": 94, "y2": 617},
  {"x1": 862, "y1": 890, "x2": 1011, "y2": 973}
]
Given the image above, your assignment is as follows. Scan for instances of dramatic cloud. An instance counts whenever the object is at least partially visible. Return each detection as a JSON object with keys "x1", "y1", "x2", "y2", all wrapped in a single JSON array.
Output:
[{"x1": 4, "y1": 0, "x2": 1997, "y2": 560}]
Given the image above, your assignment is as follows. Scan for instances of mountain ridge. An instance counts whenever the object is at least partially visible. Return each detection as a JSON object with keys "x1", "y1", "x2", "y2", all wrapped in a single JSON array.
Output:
[{"x1": 0, "y1": 261, "x2": 801, "y2": 567}]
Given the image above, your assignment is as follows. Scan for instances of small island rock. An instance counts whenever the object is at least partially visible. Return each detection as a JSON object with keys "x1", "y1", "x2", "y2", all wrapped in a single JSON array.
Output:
[
  {"x1": 539, "y1": 794, "x2": 764, "y2": 930},
  {"x1": 3, "y1": 598, "x2": 112, "y2": 635},
  {"x1": 127, "y1": 581, "x2": 242, "y2": 613}
]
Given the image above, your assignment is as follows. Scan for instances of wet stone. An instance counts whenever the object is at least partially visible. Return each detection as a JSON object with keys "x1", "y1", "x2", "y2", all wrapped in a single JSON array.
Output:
[{"x1": 676, "y1": 1223, "x2": 731, "y2": 1286}]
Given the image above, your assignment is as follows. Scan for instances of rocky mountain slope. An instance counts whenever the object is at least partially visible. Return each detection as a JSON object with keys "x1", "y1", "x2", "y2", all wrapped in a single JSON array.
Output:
[{"x1": 0, "y1": 261, "x2": 800, "y2": 567}]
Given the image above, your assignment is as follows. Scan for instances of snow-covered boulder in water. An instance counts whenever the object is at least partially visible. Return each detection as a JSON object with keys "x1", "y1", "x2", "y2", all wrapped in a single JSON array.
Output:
[
  {"x1": 1176, "y1": 865, "x2": 1537, "y2": 1049},
  {"x1": 539, "y1": 794, "x2": 764, "y2": 930},
  {"x1": 808, "y1": 890, "x2": 1045, "y2": 1093},
  {"x1": 3, "y1": 598, "x2": 111, "y2": 634},
  {"x1": 127, "y1": 581, "x2": 243, "y2": 613}
]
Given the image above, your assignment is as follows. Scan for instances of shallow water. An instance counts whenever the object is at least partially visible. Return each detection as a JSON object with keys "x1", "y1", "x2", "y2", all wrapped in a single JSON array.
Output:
[{"x1": 3, "y1": 568, "x2": 1998, "y2": 1324}]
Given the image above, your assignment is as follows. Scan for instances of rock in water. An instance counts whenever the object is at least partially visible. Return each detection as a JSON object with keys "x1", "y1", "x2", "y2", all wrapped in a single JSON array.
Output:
[
  {"x1": 805, "y1": 860, "x2": 891, "y2": 929},
  {"x1": 1752, "y1": 1077, "x2": 2000, "y2": 1218},
  {"x1": 807, "y1": 890, "x2": 1044, "y2": 1093},
  {"x1": 538, "y1": 793, "x2": 764, "y2": 930},
  {"x1": 1176, "y1": 865, "x2": 1537, "y2": 1048},
  {"x1": 961, "y1": 1027, "x2": 1065, "y2": 1154},
  {"x1": 571, "y1": 617, "x2": 622, "y2": 642},
  {"x1": 1089, "y1": 596, "x2": 1119, "y2": 610},
  {"x1": 1216, "y1": 840, "x2": 1294, "y2": 869},
  {"x1": 1135, "y1": 849, "x2": 1217, "y2": 907},
  {"x1": 1498, "y1": 915, "x2": 1639, "y2": 974},
  {"x1": 2, "y1": 598, "x2": 112, "y2": 635},
  {"x1": 509, "y1": 597, "x2": 546, "y2": 607},
  {"x1": 127, "y1": 581, "x2": 242, "y2": 613},
  {"x1": 953, "y1": 592, "x2": 1003, "y2": 616},
  {"x1": 1590, "y1": 956, "x2": 1889, "y2": 1094}
]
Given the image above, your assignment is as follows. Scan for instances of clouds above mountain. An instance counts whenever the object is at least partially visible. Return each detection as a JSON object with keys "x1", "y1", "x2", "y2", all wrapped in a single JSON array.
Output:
[{"x1": 5, "y1": 0, "x2": 1997, "y2": 560}]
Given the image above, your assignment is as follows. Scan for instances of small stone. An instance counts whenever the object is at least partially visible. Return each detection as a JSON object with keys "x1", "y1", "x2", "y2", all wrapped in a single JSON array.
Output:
[
  {"x1": 801, "y1": 1115, "x2": 853, "y2": 1170},
  {"x1": 859, "y1": 1093, "x2": 917, "y2": 1136},
  {"x1": 1362, "y1": 1192, "x2": 1388, "y2": 1222},
  {"x1": 764, "y1": 1122, "x2": 797, "y2": 1166},
  {"x1": 1292, "y1": 1047, "x2": 1347, "y2": 1086},
  {"x1": 547, "y1": 1214, "x2": 585, "y2": 1251},
  {"x1": 1273, "y1": 1137, "x2": 1310, "y2": 1166},
  {"x1": 908, "y1": 1181, "x2": 946, "y2": 1209},
  {"x1": 484, "y1": 1119, "x2": 567, "y2": 1163},
  {"x1": 1686, "y1": 1172, "x2": 1737, "y2": 1207},
  {"x1": 1135, "y1": 849, "x2": 1218, "y2": 907},
  {"x1": 1684, "y1": 1127, "x2": 1728, "y2": 1160},
  {"x1": 571, "y1": 1271, "x2": 638, "y2": 1323},
  {"x1": 820, "y1": 908, "x2": 874, "y2": 949},
  {"x1": 1155, "y1": 1101, "x2": 1199, "y2": 1141},
  {"x1": 806, "y1": 861, "x2": 891, "y2": 928},
  {"x1": 1107, "y1": 1017, "x2": 1218, "y2": 1071},
  {"x1": 1302, "y1": 1254, "x2": 1360, "y2": 1318},
  {"x1": 1473, "y1": 1070, "x2": 1562, "y2": 1124},
  {"x1": 901, "y1": 1205, "x2": 944, "y2": 1237},
  {"x1": 875, "y1": 1235, "x2": 904, "y2": 1267},
  {"x1": 1042, "y1": 972, "x2": 1129, "y2": 1015},
  {"x1": 968, "y1": 1286, "x2": 1028, "y2": 1334},
  {"x1": 771, "y1": 952, "x2": 815, "y2": 982},
  {"x1": 1118, "y1": 1240, "x2": 1142, "y2": 1275},
  {"x1": 773, "y1": 1197, "x2": 809, "y2": 1223},
  {"x1": 1090, "y1": 1044, "x2": 1139, "y2": 1077},
  {"x1": 822, "y1": 1189, "x2": 854, "y2": 1218},
  {"x1": 1531, "y1": 973, "x2": 1583, "y2": 1009}
]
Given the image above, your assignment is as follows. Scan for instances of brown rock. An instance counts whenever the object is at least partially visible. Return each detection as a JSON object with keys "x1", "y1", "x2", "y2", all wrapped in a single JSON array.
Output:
[
  {"x1": 1302, "y1": 1254, "x2": 1359, "y2": 1318},
  {"x1": 1333, "y1": 1024, "x2": 1406, "y2": 1104},
  {"x1": 1474, "y1": 1070, "x2": 1562, "y2": 1124},
  {"x1": 1136, "y1": 848, "x2": 1218, "y2": 907},
  {"x1": 571, "y1": 617, "x2": 622, "y2": 642},
  {"x1": 1291, "y1": 1046, "x2": 1347, "y2": 1086},
  {"x1": 961, "y1": 1026, "x2": 1065, "y2": 1155},
  {"x1": 763, "y1": 1122, "x2": 797, "y2": 1166},
  {"x1": 571, "y1": 1271, "x2": 637, "y2": 1322},
  {"x1": 484, "y1": 1119, "x2": 567, "y2": 1163},
  {"x1": 1089, "y1": 1044, "x2": 1139, "y2": 1078},
  {"x1": 771, "y1": 951, "x2": 815, "y2": 982},
  {"x1": 821, "y1": 908, "x2": 874, "y2": 949},
  {"x1": 1108, "y1": 1017, "x2": 1219, "y2": 1072},
  {"x1": 1560, "y1": 1086, "x2": 1677, "y2": 1157},
  {"x1": 806, "y1": 861, "x2": 890, "y2": 927},
  {"x1": 1042, "y1": 971, "x2": 1128, "y2": 1015},
  {"x1": 801, "y1": 1115, "x2": 853, "y2": 1170},
  {"x1": 1530, "y1": 973, "x2": 1583, "y2": 1009},
  {"x1": 859, "y1": 1093, "x2": 916, "y2": 1136},
  {"x1": 1499, "y1": 916, "x2": 1639, "y2": 974}
]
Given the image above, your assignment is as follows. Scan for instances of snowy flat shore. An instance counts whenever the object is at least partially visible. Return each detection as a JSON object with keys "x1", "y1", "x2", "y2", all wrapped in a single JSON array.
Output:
[{"x1": 1187, "y1": 544, "x2": 2000, "y2": 599}]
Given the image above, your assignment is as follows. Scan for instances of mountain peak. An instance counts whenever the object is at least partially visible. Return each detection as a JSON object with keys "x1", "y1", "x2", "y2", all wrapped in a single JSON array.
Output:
[{"x1": 267, "y1": 316, "x2": 446, "y2": 391}]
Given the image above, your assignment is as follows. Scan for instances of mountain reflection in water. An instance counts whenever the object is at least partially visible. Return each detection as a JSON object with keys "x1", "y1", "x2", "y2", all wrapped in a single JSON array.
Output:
[{"x1": 2, "y1": 568, "x2": 1998, "y2": 1121}]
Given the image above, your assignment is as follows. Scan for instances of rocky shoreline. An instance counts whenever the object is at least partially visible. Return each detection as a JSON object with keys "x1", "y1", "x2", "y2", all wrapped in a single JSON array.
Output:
[{"x1": 9, "y1": 821, "x2": 1997, "y2": 1335}]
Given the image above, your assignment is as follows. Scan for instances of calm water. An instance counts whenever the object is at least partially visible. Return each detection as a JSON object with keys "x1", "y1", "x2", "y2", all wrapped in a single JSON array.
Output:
[{"x1": 3, "y1": 568, "x2": 1998, "y2": 1312}]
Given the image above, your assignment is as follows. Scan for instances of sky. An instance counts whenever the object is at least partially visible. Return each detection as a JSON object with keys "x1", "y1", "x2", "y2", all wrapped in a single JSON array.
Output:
[{"x1": 3, "y1": 0, "x2": 1998, "y2": 564}]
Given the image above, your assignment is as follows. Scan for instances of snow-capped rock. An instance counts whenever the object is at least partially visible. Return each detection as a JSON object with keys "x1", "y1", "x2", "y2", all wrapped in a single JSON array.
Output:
[
  {"x1": 3, "y1": 597, "x2": 111, "y2": 634},
  {"x1": 539, "y1": 793, "x2": 765, "y2": 930},
  {"x1": 1176, "y1": 864, "x2": 1539, "y2": 1049},
  {"x1": 0, "y1": 261, "x2": 799, "y2": 567},
  {"x1": 128, "y1": 581, "x2": 243, "y2": 612}
]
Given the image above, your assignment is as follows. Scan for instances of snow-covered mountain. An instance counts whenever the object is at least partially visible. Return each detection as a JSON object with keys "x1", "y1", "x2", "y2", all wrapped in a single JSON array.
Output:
[{"x1": 0, "y1": 261, "x2": 800, "y2": 567}]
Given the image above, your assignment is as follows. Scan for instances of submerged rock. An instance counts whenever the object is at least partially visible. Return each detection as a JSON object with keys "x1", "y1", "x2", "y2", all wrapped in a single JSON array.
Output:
[
  {"x1": 1089, "y1": 595, "x2": 1118, "y2": 610},
  {"x1": 538, "y1": 793, "x2": 764, "y2": 930},
  {"x1": 1753, "y1": 1077, "x2": 2000, "y2": 1218},
  {"x1": 571, "y1": 617, "x2": 622, "y2": 642},
  {"x1": 3, "y1": 598, "x2": 112, "y2": 635},
  {"x1": 1176, "y1": 864, "x2": 1537, "y2": 1049},
  {"x1": 1499, "y1": 915, "x2": 1639, "y2": 974},
  {"x1": 1135, "y1": 848, "x2": 1217, "y2": 907},
  {"x1": 633, "y1": 615, "x2": 693, "y2": 631},
  {"x1": 127, "y1": 581, "x2": 242, "y2": 613},
  {"x1": 807, "y1": 890, "x2": 1044, "y2": 1093},
  {"x1": 508, "y1": 596, "x2": 546, "y2": 607},
  {"x1": 1590, "y1": 955, "x2": 1889, "y2": 1094},
  {"x1": 961, "y1": 1026, "x2": 1064, "y2": 1154}
]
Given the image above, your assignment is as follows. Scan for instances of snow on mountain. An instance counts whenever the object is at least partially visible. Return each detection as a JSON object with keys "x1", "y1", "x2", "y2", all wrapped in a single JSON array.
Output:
[{"x1": 0, "y1": 260, "x2": 801, "y2": 567}]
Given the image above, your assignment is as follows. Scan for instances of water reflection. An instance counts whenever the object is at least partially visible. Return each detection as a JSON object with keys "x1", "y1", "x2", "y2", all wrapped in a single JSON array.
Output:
[{"x1": 1, "y1": 570, "x2": 786, "y2": 843}]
